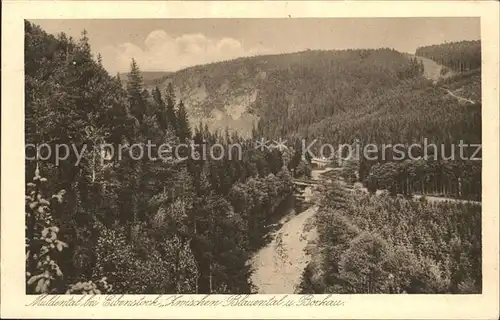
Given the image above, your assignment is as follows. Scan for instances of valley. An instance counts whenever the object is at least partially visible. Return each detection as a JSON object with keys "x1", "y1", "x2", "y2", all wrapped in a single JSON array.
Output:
[{"x1": 24, "y1": 19, "x2": 482, "y2": 295}]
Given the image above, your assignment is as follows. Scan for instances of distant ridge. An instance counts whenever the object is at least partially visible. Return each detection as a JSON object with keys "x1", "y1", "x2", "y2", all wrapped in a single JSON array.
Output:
[
  {"x1": 119, "y1": 71, "x2": 173, "y2": 87},
  {"x1": 116, "y1": 44, "x2": 480, "y2": 138}
]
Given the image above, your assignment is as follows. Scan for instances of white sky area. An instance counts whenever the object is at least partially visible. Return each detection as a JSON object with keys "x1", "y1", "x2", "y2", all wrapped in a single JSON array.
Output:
[
  {"x1": 32, "y1": 18, "x2": 481, "y2": 74},
  {"x1": 100, "y1": 30, "x2": 272, "y2": 74}
]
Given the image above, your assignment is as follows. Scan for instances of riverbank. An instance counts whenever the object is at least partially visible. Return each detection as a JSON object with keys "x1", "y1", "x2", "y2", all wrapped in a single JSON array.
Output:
[
  {"x1": 249, "y1": 205, "x2": 319, "y2": 293},
  {"x1": 249, "y1": 169, "x2": 330, "y2": 293}
]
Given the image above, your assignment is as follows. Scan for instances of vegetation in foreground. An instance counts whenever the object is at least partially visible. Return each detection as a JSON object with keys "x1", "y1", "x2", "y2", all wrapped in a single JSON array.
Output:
[{"x1": 299, "y1": 180, "x2": 481, "y2": 294}]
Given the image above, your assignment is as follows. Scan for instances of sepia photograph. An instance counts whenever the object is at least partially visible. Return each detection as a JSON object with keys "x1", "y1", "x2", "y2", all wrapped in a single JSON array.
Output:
[
  {"x1": 24, "y1": 16, "x2": 483, "y2": 295},
  {"x1": 2, "y1": 1, "x2": 499, "y2": 319}
]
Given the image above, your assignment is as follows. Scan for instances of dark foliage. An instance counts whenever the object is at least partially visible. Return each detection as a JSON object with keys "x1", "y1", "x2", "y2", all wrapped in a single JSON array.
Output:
[{"x1": 25, "y1": 21, "x2": 293, "y2": 294}]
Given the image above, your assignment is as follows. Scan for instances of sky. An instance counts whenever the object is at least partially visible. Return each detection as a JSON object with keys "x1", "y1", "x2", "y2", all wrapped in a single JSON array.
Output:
[{"x1": 32, "y1": 18, "x2": 480, "y2": 74}]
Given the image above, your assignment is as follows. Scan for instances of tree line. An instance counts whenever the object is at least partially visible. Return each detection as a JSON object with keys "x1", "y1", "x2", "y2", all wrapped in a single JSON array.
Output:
[{"x1": 362, "y1": 159, "x2": 481, "y2": 201}]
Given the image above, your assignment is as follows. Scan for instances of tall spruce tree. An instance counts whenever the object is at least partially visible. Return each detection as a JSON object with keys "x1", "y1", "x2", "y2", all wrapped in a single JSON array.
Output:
[
  {"x1": 152, "y1": 87, "x2": 169, "y2": 131},
  {"x1": 127, "y1": 59, "x2": 146, "y2": 123},
  {"x1": 165, "y1": 82, "x2": 177, "y2": 132},
  {"x1": 176, "y1": 100, "x2": 191, "y2": 142}
]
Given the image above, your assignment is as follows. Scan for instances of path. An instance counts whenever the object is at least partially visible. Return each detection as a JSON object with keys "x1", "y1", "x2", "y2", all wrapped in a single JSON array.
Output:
[
  {"x1": 413, "y1": 54, "x2": 477, "y2": 104},
  {"x1": 442, "y1": 88, "x2": 477, "y2": 105},
  {"x1": 249, "y1": 169, "x2": 329, "y2": 293},
  {"x1": 413, "y1": 55, "x2": 453, "y2": 83},
  {"x1": 413, "y1": 194, "x2": 480, "y2": 205}
]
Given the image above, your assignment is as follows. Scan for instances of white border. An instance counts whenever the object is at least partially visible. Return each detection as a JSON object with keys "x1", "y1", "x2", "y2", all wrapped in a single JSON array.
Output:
[{"x1": 2, "y1": 1, "x2": 499, "y2": 319}]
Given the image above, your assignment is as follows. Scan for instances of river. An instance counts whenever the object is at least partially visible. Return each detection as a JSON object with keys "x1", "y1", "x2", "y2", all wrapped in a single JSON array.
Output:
[{"x1": 249, "y1": 168, "x2": 332, "y2": 293}]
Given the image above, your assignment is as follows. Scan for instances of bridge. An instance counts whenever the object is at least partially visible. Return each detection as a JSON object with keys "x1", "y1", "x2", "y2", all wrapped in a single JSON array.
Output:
[
  {"x1": 293, "y1": 179, "x2": 321, "y2": 187},
  {"x1": 310, "y1": 157, "x2": 332, "y2": 168}
]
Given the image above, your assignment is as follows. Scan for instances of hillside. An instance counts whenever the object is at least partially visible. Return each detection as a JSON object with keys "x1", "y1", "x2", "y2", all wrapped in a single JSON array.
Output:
[
  {"x1": 415, "y1": 40, "x2": 481, "y2": 103},
  {"x1": 144, "y1": 49, "x2": 424, "y2": 136},
  {"x1": 437, "y1": 69, "x2": 481, "y2": 103},
  {"x1": 137, "y1": 45, "x2": 480, "y2": 143}
]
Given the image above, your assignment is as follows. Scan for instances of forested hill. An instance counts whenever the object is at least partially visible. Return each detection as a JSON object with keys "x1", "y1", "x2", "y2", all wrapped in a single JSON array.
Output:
[
  {"x1": 139, "y1": 48, "x2": 425, "y2": 136},
  {"x1": 254, "y1": 44, "x2": 481, "y2": 148},
  {"x1": 142, "y1": 44, "x2": 479, "y2": 147},
  {"x1": 251, "y1": 50, "x2": 480, "y2": 149}
]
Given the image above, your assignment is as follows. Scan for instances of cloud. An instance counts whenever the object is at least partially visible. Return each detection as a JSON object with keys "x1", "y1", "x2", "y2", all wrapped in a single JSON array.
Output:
[{"x1": 100, "y1": 30, "x2": 272, "y2": 74}]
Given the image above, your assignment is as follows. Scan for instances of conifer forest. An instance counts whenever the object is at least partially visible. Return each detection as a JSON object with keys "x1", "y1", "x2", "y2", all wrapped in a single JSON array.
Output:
[{"x1": 25, "y1": 19, "x2": 482, "y2": 295}]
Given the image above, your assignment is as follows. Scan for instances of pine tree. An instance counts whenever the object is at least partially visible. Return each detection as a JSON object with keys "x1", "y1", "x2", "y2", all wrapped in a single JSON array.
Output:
[
  {"x1": 77, "y1": 29, "x2": 91, "y2": 61},
  {"x1": 127, "y1": 59, "x2": 146, "y2": 123},
  {"x1": 176, "y1": 100, "x2": 191, "y2": 142},
  {"x1": 165, "y1": 82, "x2": 177, "y2": 132},
  {"x1": 152, "y1": 87, "x2": 168, "y2": 131},
  {"x1": 251, "y1": 123, "x2": 258, "y2": 139},
  {"x1": 97, "y1": 53, "x2": 103, "y2": 67},
  {"x1": 203, "y1": 123, "x2": 210, "y2": 140}
]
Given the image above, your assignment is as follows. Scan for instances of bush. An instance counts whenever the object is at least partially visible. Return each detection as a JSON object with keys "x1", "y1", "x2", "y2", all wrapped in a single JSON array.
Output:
[{"x1": 25, "y1": 168, "x2": 111, "y2": 294}]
